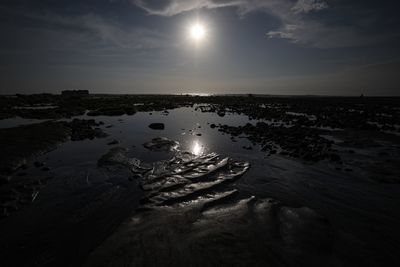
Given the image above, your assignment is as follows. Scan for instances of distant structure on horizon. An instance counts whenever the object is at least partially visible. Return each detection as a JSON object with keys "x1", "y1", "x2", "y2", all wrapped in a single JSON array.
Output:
[{"x1": 61, "y1": 90, "x2": 89, "y2": 97}]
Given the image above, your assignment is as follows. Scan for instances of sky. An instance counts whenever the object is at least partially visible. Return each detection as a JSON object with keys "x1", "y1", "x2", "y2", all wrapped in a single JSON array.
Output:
[{"x1": 1, "y1": 0, "x2": 400, "y2": 95}]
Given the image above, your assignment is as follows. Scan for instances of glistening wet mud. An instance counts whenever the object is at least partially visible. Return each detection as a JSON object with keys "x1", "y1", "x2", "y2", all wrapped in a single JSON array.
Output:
[{"x1": 84, "y1": 146, "x2": 335, "y2": 267}]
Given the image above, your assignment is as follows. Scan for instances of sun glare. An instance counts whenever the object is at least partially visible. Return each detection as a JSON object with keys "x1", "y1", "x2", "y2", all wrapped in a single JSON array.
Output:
[
  {"x1": 190, "y1": 23, "x2": 206, "y2": 41},
  {"x1": 191, "y1": 140, "x2": 204, "y2": 156}
]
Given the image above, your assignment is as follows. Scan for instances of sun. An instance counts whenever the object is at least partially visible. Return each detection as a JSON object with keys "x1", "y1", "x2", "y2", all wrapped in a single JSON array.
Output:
[{"x1": 190, "y1": 23, "x2": 206, "y2": 41}]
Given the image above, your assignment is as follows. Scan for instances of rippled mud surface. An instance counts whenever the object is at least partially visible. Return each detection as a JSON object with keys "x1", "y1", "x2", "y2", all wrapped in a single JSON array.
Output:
[
  {"x1": 85, "y1": 149, "x2": 335, "y2": 267},
  {"x1": 1, "y1": 96, "x2": 400, "y2": 267}
]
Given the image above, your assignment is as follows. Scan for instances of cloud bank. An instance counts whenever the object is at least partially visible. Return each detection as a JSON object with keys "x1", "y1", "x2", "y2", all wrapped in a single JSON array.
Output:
[
  {"x1": 134, "y1": 0, "x2": 328, "y2": 17},
  {"x1": 134, "y1": 0, "x2": 243, "y2": 16},
  {"x1": 0, "y1": 6, "x2": 173, "y2": 58},
  {"x1": 291, "y1": 0, "x2": 328, "y2": 14},
  {"x1": 133, "y1": 0, "x2": 391, "y2": 48}
]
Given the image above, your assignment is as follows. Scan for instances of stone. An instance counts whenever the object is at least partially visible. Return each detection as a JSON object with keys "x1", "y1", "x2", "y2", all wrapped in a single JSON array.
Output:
[
  {"x1": 107, "y1": 139, "x2": 119, "y2": 146},
  {"x1": 143, "y1": 137, "x2": 179, "y2": 152},
  {"x1": 148, "y1": 123, "x2": 165, "y2": 130}
]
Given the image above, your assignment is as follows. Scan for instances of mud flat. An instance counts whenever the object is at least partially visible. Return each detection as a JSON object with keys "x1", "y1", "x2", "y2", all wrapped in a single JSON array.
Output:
[
  {"x1": 0, "y1": 95, "x2": 400, "y2": 267},
  {"x1": 0, "y1": 119, "x2": 106, "y2": 174},
  {"x1": 84, "y1": 149, "x2": 335, "y2": 267},
  {"x1": 0, "y1": 119, "x2": 106, "y2": 219}
]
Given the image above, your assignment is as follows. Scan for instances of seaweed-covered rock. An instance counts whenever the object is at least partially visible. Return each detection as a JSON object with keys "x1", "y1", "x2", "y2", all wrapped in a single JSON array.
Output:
[
  {"x1": 97, "y1": 147, "x2": 152, "y2": 178},
  {"x1": 143, "y1": 137, "x2": 179, "y2": 152},
  {"x1": 66, "y1": 119, "x2": 107, "y2": 141},
  {"x1": 98, "y1": 147, "x2": 139, "y2": 168}
]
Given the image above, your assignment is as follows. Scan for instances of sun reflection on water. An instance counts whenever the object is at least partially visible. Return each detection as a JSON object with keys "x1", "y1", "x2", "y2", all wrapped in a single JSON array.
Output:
[{"x1": 191, "y1": 140, "x2": 205, "y2": 156}]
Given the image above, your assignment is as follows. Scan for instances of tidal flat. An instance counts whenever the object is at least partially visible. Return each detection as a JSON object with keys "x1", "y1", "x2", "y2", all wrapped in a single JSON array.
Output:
[{"x1": 0, "y1": 94, "x2": 400, "y2": 267}]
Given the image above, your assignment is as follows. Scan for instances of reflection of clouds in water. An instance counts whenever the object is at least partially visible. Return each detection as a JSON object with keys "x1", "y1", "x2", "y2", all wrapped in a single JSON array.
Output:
[{"x1": 191, "y1": 139, "x2": 205, "y2": 156}]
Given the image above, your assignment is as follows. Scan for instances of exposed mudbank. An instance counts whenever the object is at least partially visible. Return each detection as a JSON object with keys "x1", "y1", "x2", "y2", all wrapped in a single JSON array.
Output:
[
  {"x1": 2, "y1": 95, "x2": 399, "y2": 132},
  {"x1": 84, "y1": 197, "x2": 336, "y2": 267},
  {"x1": 0, "y1": 121, "x2": 70, "y2": 175},
  {"x1": 0, "y1": 119, "x2": 106, "y2": 175},
  {"x1": 0, "y1": 119, "x2": 106, "y2": 219},
  {"x1": 84, "y1": 145, "x2": 336, "y2": 267}
]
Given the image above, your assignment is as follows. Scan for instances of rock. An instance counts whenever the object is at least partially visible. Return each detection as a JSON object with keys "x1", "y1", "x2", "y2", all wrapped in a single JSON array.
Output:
[
  {"x1": 210, "y1": 124, "x2": 216, "y2": 129},
  {"x1": 97, "y1": 147, "x2": 151, "y2": 178},
  {"x1": 87, "y1": 110, "x2": 102, "y2": 116},
  {"x1": 125, "y1": 107, "x2": 137, "y2": 115},
  {"x1": 34, "y1": 161, "x2": 45, "y2": 168},
  {"x1": 41, "y1": 167, "x2": 51, "y2": 172},
  {"x1": 68, "y1": 119, "x2": 107, "y2": 141},
  {"x1": 143, "y1": 137, "x2": 179, "y2": 152},
  {"x1": 148, "y1": 123, "x2": 165, "y2": 130},
  {"x1": 107, "y1": 139, "x2": 119, "y2": 146},
  {"x1": 88, "y1": 108, "x2": 128, "y2": 116},
  {"x1": 98, "y1": 147, "x2": 141, "y2": 168}
]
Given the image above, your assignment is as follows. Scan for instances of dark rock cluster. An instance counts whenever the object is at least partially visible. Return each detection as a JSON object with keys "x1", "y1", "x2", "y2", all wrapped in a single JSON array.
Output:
[
  {"x1": 217, "y1": 122, "x2": 340, "y2": 162},
  {"x1": 87, "y1": 106, "x2": 136, "y2": 116},
  {"x1": 65, "y1": 119, "x2": 107, "y2": 141},
  {"x1": 2, "y1": 94, "x2": 399, "y2": 135}
]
